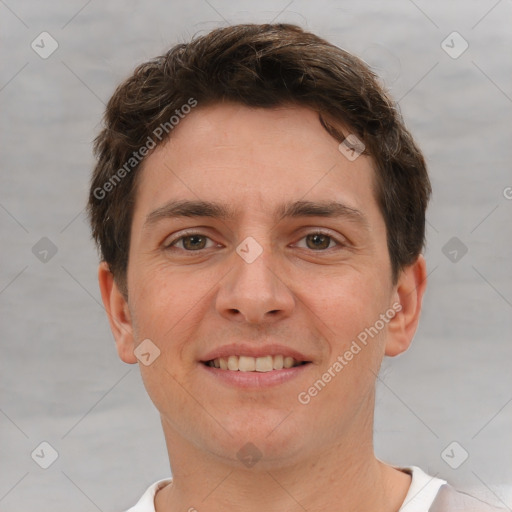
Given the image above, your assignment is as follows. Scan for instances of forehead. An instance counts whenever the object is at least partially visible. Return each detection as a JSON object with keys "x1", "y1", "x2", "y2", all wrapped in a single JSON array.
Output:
[{"x1": 132, "y1": 102, "x2": 379, "y2": 226}]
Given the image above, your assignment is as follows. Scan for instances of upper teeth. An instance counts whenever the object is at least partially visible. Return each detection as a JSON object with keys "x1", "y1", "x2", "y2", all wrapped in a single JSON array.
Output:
[{"x1": 206, "y1": 355, "x2": 301, "y2": 372}]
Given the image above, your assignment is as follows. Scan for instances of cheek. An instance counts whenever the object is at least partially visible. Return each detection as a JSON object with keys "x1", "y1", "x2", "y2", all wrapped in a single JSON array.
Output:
[
  {"x1": 128, "y1": 269, "x2": 202, "y2": 417},
  {"x1": 298, "y1": 274, "x2": 390, "y2": 413},
  {"x1": 129, "y1": 263, "x2": 192, "y2": 334},
  {"x1": 302, "y1": 268, "x2": 392, "y2": 402},
  {"x1": 304, "y1": 268, "x2": 389, "y2": 339},
  {"x1": 128, "y1": 263, "x2": 216, "y2": 370}
]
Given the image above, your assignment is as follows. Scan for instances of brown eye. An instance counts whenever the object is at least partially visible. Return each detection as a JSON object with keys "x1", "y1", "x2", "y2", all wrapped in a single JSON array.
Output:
[
  {"x1": 165, "y1": 233, "x2": 215, "y2": 252},
  {"x1": 179, "y1": 235, "x2": 208, "y2": 250},
  {"x1": 304, "y1": 233, "x2": 336, "y2": 250}
]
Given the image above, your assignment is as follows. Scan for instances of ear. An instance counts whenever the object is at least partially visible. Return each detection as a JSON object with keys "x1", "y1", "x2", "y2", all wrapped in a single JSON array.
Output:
[
  {"x1": 98, "y1": 261, "x2": 137, "y2": 364},
  {"x1": 385, "y1": 254, "x2": 427, "y2": 357}
]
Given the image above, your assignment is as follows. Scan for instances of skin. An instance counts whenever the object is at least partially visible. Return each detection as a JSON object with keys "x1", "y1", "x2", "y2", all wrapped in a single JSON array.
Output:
[{"x1": 99, "y1": 102, "x2": 427, "y2": 512}]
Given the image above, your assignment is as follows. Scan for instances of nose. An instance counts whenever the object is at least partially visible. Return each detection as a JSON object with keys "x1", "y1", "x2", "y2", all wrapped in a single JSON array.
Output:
[{"x1": 215, "y1": 238, "x2": 295, "y2": 324}]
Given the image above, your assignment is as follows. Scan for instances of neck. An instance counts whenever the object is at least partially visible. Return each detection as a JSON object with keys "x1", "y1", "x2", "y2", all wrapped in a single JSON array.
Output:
[{"x1": 155, "y1": 422, "x2": 411, "y2": 512}]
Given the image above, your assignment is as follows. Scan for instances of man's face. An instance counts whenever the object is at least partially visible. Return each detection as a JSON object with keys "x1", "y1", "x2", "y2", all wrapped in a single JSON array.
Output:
[{"x1": 124, "y1": 103, "x2": 400, "y2": 466}]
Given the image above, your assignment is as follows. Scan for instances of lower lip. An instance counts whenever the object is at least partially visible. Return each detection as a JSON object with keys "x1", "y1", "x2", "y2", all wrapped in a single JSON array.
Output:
[{"x1": 199, "y1": 362, "x2": 312, "y2": 388}]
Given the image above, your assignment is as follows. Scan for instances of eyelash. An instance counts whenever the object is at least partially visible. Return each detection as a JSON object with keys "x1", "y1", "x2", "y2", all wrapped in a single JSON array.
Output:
[{"x1": 164, "y1": 230, "x2": 345, "y2": 253}]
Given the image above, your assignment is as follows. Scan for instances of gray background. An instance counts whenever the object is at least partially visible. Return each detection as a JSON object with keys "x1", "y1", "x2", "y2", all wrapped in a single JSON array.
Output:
[{"x1": 1, "y1": 1, "x2": 511, "y2": 511}]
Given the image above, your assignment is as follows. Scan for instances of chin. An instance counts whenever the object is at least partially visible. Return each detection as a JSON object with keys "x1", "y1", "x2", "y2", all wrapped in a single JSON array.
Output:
[{"x1": 204, "y1": 416, "x2": 311, "y2": 469}]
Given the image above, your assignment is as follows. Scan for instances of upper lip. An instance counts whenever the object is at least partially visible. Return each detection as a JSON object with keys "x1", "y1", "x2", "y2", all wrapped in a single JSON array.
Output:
[{"x1": 200, "y1": 343, "x2": 312, "y2": 363}]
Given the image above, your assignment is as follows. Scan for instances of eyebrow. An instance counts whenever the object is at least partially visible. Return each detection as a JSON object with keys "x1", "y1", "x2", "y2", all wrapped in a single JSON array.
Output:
[{"x1": 143, "y1": 199, "x2": 369, "y2": 230}]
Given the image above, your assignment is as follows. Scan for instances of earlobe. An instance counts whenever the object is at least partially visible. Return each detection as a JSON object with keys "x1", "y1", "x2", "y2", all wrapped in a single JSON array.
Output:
[
  {"x1": 97, "y1": 262, "x2": 138, "y2": 364},
  {"x1": 384, "y1": 255, "x2": 428, "y2": 357}
]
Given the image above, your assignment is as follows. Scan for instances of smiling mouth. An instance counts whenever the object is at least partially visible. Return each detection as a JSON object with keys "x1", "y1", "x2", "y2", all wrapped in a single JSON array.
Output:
[{"x1": 202, "y1": 355, "x2": 310, "y2": 372}]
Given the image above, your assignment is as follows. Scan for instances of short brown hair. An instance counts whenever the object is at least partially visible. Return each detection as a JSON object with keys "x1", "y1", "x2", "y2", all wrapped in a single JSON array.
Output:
[{"x1": 87, "y1": 23, "x2": 431, "y2": 295}]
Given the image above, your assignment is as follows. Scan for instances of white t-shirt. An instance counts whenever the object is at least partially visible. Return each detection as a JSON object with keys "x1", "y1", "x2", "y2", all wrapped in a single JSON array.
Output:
[{"x1": 124, "y1": 466, "x2": 503, "y2": 511}]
